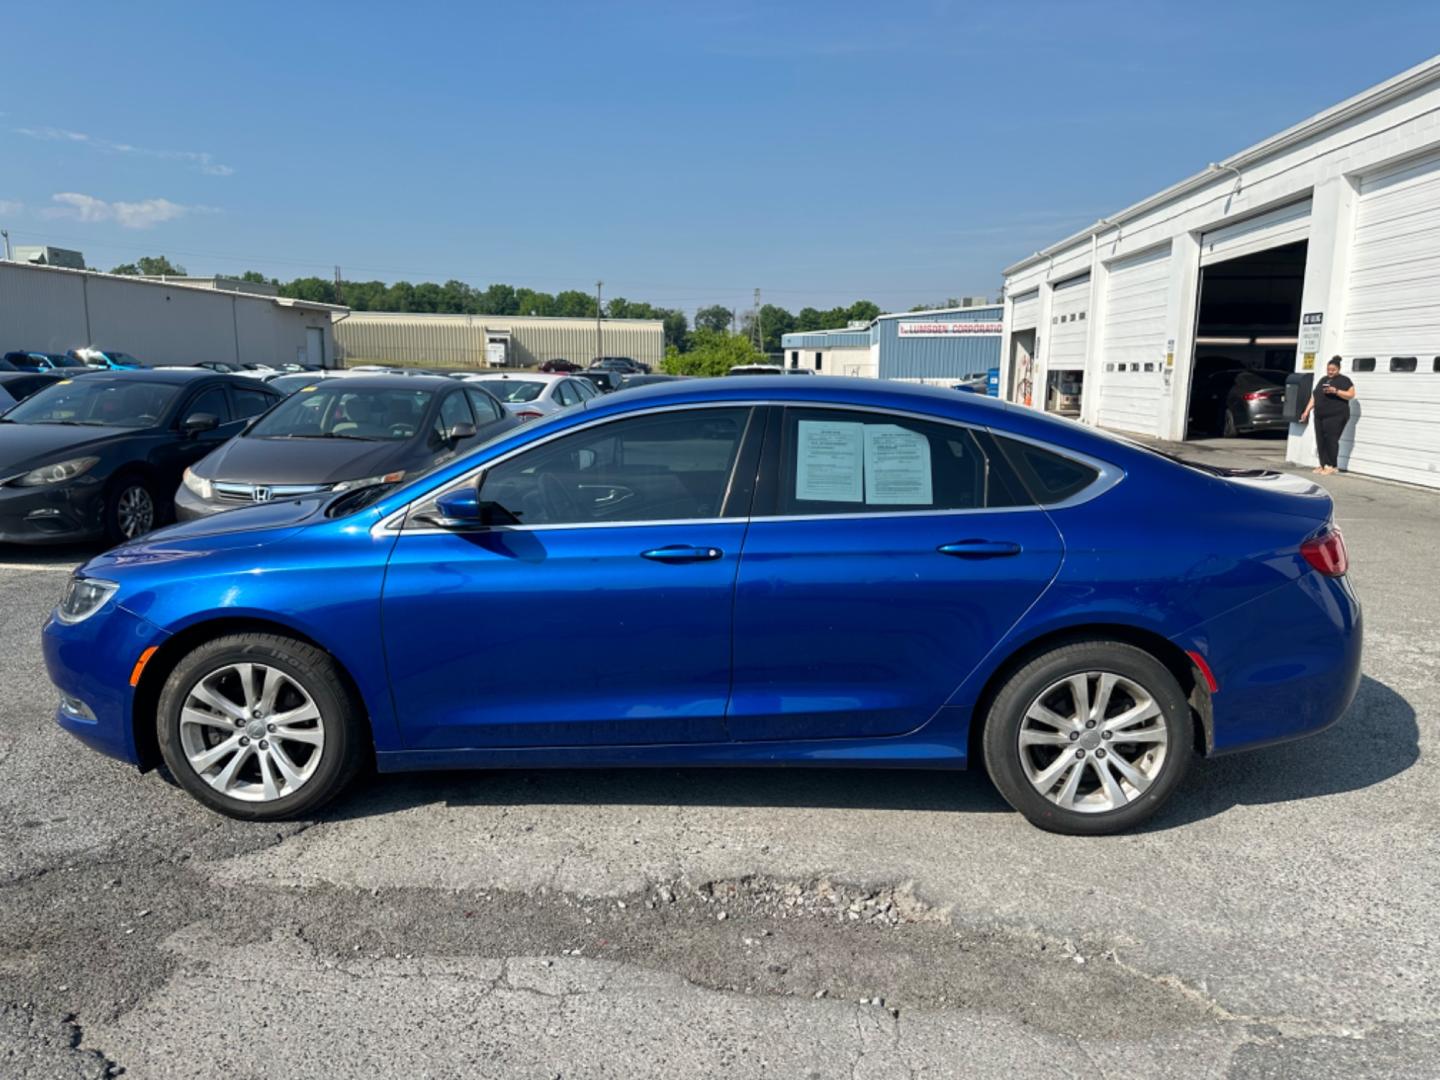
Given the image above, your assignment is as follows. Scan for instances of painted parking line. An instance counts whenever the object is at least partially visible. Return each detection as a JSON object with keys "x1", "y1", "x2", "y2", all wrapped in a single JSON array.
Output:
[{"x1": 0, "y1": 562, "x2": 77, "y2": 573}]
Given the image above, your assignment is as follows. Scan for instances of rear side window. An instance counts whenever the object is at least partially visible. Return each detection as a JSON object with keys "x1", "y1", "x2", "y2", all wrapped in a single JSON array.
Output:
[
  {"x1": 992, "y1": 435, "x2": 1100, "y2": 505},
  {"x1": 233, "y1": 387, "x2": 276, "y2": 419},
  {"x1": 465, "y1": 387, "x2": 504, "y2": 421},
  {"x1": 771, "y1": 408, "x2": 1028, "y2": 516}
]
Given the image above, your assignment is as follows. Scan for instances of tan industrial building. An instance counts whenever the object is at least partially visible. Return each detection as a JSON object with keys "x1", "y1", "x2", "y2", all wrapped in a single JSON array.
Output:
[
  {"x1": 334, "y1": 311, "x2": 665, "y2": 370},
  {"x1": 0, "y1": 261, "x2": 343, "y2": 367}
]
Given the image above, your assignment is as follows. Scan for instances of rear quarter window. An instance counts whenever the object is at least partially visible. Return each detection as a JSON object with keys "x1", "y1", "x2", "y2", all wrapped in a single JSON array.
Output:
[{"x1": 992, "y1": 435, "x2": 1100, "y2": 505}]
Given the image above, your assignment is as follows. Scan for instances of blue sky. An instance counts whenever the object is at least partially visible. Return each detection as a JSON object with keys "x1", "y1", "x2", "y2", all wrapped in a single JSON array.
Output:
[{"x1": 4, "y1": 1, "x2": 1438, "y2": 317}]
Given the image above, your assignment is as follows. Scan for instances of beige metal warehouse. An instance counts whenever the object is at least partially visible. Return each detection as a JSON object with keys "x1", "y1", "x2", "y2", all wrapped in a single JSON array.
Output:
[
  {"x1": 334, "y1": 312, "x2": 665, "y2": 370},
  {"x1": 0, "y1": 262, "x2": 343, "y2": 367}
]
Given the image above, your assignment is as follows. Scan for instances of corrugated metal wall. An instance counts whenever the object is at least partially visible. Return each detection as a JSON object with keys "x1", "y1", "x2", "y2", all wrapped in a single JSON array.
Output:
[
  {"x1": 334, "y1": 313, "x2": 665, "y2": 369},
  {"x1": 0, "y1": 263, "x2": 335, "y2": 367},
  {"x1": 780, "y1": 330, "x2": 874, "y2": 349},
  {"x1": 877, "y1": 307, "x2": 1004, "y2": 380}
]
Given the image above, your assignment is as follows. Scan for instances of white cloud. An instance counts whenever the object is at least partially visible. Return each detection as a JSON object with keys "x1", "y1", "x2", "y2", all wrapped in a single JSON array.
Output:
[
  {"x1": 0, "y1": 199, "x2": 22, "y2": 216},
  {"x1": 14, "y1": 126, "x2": 234, "y2": 177},
  {"x1": 43, "y1": 192, "x2": 212, "y2": 230}
]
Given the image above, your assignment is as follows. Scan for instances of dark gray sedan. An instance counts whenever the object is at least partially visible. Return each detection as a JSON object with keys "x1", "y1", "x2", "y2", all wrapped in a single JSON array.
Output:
[{"x1": 175, "y1": 375, "x2": 516, "y2": 518}]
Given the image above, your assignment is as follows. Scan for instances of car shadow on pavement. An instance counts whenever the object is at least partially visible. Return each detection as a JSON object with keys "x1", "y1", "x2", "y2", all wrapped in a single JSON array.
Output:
[
  {"x1": 317, "y1": 675, "x2": 1413, "y2": 828},
  {"x1": 1145, "y1": 674, "x2": 1419, "y2": 831},
  {"x1": 323, "y1": 764, "x2": 1012, "y2": 824}
]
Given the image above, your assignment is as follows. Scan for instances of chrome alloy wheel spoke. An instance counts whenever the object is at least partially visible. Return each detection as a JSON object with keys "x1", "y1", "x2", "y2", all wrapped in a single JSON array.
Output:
[
  {"x1": 178, "y1": 662, "x2": 325, "y2": 803},
  {"x1": 1018, "y1": 671, "x2": 1169, "y2": 814}
]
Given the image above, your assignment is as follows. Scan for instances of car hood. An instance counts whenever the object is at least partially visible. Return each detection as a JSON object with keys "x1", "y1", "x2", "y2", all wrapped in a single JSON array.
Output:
[
  {"x1": 0, "y1": 422, "x2": 138, "y2": 475},
  {"x1": 196, "y1": 435, "x2": 413, "y2": 484}
]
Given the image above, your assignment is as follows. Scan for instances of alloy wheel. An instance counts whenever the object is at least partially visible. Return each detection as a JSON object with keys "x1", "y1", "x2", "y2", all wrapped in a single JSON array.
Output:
[
  {"x1": 177, "y1": 662, "x2": 326, "y2": 802},
  {"x1": 116, "y1": 485, "x2": 155, "y2": 539},
  {"x1": 1017, "y1": 671, "x2": 1169, "y2": 813}
]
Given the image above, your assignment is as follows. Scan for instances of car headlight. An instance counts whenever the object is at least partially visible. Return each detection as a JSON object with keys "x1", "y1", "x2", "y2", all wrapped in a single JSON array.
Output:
[
  {"x1": 13, "y1": 456, "x2": 100, "y2": 487},
  {"x1": 56, "y1": 576, "x2": 118, "y2": 625},
  {"x1": 331, "y1": 470, "x2": 405, "y2": 493},
  {"x1": 182, "y1": 467, "x2": 213, "y2": 499}
]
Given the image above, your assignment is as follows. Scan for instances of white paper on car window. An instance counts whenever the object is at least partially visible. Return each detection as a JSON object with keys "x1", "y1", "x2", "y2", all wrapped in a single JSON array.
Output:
[
  {"x1": 795, "y1": 420, "x2": 863, "y2": 503},
  {"x1": 864, "y1": 424, "x2": 933, "y2": 505}
]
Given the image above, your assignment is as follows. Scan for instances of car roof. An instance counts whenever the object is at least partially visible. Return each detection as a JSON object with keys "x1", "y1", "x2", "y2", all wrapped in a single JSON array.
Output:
[
  {"x1": 304, "y1": 374, "x2": 455, "y2": 390},
  {"x1": 72, "y1": 367, "x2": 240, "y2": 384},
  {"x1": 467, "y1": 372, "x2": 565, "y2": 382}
]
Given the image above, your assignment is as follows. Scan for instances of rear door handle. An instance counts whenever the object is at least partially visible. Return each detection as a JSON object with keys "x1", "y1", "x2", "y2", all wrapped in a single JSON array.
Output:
[
  {"x1": 937, "y1": 539, "x2": 1023, "y2": 559},
  {"x1": 641, "y1": 544, "x2": 724, "y2": 563}
]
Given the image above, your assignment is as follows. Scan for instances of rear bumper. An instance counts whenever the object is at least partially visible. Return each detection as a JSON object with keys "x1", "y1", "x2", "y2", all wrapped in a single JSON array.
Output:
[{"x1": 1183, "y1": 573, "x2": 1362, "y2": 755}]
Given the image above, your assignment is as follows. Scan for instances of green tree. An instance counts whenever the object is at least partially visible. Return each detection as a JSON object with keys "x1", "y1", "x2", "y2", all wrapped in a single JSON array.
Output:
[
  {"x1": 383, "y1": 281, "x2": 417, "y2": 311},
  {"x1": 553, "y1": 289, "x2": 597, "y2": 318},
  {"x1": 110, "y1": 255, "x2": 186, "y2": 276},
  {"x1": 909, "y1": 298, "x2": 962, "y2": 312},
  {"x1": 846, "y1": 300, "x2": 881, "y2": 323},
  {"x1": 695, "y1": 305, "x2": 734, "y2": 333},
  {"x1": 279, "y1": 276, "x2": 338, "y2": 304},
  {"x1": 476, "y1": 283, "x2": 519, "y2": 315},
  {"x1": 660, "y1": 309, "x2": 689, "y2": 352},
  {"x1": 514, "y1": 288, "x2": 555, "y2": 316},
  {"x1": 238, "y1": 270, "x2": 271, "y2": 284},
  {"x1": 662, "y1": 329, "x2": 767, "y2": 376},
  {"x1": 743, "y1": 303, "x2": 795, "y2": 354}
]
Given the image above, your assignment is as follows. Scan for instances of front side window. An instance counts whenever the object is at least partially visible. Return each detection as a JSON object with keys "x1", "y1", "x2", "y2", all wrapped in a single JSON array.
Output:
[
  {"x1": 432, "y1": 391, "x2": 476, "y2": 445},
  {"x1": 773, "y1": 408, "x2": 1028, "y2": 516},
  {"x1": 465, "y1": 387, "x2": 504, "y2": 421},
  {"x1": 185, "y1": 387, "x2": 232, "y2": 424},
  {"x1": 4, "y1": 379, "x2": 181, "y2": 428},
  {"x1": 473, "y1": 407, "x2": 752, "y2": 527}
]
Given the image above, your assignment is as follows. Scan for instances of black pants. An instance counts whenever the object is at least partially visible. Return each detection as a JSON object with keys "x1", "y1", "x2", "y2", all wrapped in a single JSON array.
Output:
[{"x1": 1315, "y1": 411, "x2": 1348, "y2": 468}]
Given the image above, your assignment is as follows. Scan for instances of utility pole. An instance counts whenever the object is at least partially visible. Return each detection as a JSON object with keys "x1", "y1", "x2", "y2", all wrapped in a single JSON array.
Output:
[
  {"x1": 0, "y1": 229, "x2": 10, "y2": 261},
  {"x1": 334, "y1": 265, "x2": 344, "y2": 305},
  {"x1": 595, "y1": 280, "x2": 604, "y2": 361},
  {"x1": 753, "y1": 288, "x2": 762, "y2": 352}
]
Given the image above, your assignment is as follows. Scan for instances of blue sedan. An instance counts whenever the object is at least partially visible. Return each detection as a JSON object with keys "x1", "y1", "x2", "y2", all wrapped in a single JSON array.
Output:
[{"x1": 41, "y1": 378, "x2": 1362, "y2": 834}]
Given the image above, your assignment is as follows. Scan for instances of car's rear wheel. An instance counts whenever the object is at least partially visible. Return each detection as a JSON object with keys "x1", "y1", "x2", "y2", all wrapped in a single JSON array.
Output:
[
  {"x1": 156, "y1": 633, "x2": 365, "y2": 820},
  {"x1": 982, "y1": 640, "x2": 1193, "y2": 835},
  {"x1": 1222, "y1": 409, "x2": 1239, "y2": 437}
]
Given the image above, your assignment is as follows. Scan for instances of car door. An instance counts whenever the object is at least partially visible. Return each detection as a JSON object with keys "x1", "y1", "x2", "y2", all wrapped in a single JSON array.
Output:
[
  {"x1": 727, "y1": 405, "x2": 1064, "y2": 742},
  {"x1": 380, "y1": 404, "x2": 761, "y2": 750},
  {"x1": 149, "y1": 384, "x2": 244, "y2": 485}
]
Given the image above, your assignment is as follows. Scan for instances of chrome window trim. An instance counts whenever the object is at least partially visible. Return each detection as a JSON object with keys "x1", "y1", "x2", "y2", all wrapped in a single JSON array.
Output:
[{"x1": 371, "y1": 398, "x2": 1123, "y2": 537}]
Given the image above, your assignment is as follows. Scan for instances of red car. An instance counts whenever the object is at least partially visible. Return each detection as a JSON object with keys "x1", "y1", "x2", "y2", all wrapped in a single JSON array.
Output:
[{"x1": 538, "y1": 359, "x2": 582, "y2": 373}]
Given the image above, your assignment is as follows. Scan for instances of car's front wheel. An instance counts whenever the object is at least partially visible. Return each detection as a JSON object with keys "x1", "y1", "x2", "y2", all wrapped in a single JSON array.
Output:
[
  {"x1": 104, "y1": 474, "x2": 159, "y2": 543},
  {"x1": 982, "y1": 640, "x2": 1193, "y2": 835},
  {"x1": 156, "y1": 633, "x2": 365, "y2": 820}
]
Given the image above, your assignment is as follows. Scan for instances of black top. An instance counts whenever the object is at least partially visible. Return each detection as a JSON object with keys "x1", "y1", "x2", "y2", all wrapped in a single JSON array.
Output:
[{"x1": 1313, "y1": 373, "x2": 1353, "y2": 419}]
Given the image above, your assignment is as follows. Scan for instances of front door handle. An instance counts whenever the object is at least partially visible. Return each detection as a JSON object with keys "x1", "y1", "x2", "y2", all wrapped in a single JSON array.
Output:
[
  {"x1": 937, "y1": 539, "x2": 1023, "y2": 559},
  {"x1": 641, "y1": 544, "x2": 724, "y2": 563}
]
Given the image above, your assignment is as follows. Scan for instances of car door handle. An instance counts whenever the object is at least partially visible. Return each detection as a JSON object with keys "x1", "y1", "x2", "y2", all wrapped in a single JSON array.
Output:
[
  {"x1": 641, "y1": 545, "x2": 724, "y2": 563},
  {"x1": 937, "y1": 540, "x2": 1023, "y2": 559}
]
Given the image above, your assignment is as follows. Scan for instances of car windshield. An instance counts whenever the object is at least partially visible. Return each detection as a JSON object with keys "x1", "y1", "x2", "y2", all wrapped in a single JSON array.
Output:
[
  {"x1": 268, "y1": 373, "x2": 328, "y2": 395},
  {"x1": 50, "y1": 354, "x2": 88, "y2": 368},
  {"x1": 476, "y1": 380, "x2": 545, "y2": 403},
  {"x1": 248, "y1": 385, "x2": 434, "y2": 440},
  {"x1": 2, "y1": 379, "x2": 179, "y2": 427}
]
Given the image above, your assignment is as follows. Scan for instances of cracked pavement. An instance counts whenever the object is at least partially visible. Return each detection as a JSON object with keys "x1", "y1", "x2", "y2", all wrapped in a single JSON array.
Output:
[{"x1": 1, "y1": 436, "x2": 1436, "y2": 1078}]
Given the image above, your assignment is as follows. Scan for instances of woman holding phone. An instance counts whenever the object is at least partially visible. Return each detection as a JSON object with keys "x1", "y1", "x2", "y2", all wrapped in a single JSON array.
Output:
[{"x1": 1300, "y1": 356, "x2": 1357, "y2": 475}]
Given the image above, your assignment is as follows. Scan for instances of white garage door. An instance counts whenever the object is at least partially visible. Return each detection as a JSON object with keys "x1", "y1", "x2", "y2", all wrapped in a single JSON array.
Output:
[
  {"x1": 1047, "y1": 273, "x2": 1090, "y2": 370},
  {"x1": 1339, "y1": 150, "x2": 1440, "y2": 489},
  {"x1": 1199, "y1": 198, "x2": 1311, "y2": 266},
  {"x1": 1010, "y1": 288, "x2": 1040, "y2": 331},
  {"x1": 1095, "y1": 244, "x2": 1171, "y2": 436}
]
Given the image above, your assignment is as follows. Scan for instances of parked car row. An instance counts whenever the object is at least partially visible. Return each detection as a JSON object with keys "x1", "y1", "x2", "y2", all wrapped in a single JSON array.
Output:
[
  {"x1": 0, "y1": 369, "x2": 516, "y2": 545},
  {"x1": 2, "y1": 349, "x2": 144, "y2": 373}
]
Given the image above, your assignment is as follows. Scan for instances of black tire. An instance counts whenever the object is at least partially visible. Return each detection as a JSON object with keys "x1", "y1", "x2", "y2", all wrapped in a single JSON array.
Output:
[
  {"x1": 981, "y1": 639, "x2": 1193, "y2": 836},
  {"x1": 1222, "y1": 409, "x2": 1239, "y2": 438},
  {"x1": 103, "y1": 472, "x2": 160, "y2": 544},
  {"x1": 156, "y1": 633, "x2": 366, "y2": 820}
]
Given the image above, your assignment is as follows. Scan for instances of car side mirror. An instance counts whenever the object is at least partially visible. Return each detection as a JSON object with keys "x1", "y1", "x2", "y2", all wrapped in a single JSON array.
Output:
[
  {"x1": 421, "y1": 478, "x2": 521, "y2": 529},
  {"x1": 447, "y1": 421, "x2": 477, "y2": 444},
  {"x1": 182, "y1": 412, "x2": 220, "y2": 436}
]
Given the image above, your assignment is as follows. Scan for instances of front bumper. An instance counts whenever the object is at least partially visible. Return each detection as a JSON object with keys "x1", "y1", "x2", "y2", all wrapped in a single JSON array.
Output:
[
  {"x1": 0, "y1": 478, "x2": 106, "y2": 544},
  {"x1": 42, "y1": 601, "x2": 170, "y2": 767},
  {"x1": 173, "y1": 482, "x2": 234, "y2": 521}
]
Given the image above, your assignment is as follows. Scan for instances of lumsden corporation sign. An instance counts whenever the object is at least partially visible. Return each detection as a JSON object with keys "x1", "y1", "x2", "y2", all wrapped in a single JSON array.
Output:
[{"x1": 896, "y1": 321, "x2": 1004, "y2": 337}]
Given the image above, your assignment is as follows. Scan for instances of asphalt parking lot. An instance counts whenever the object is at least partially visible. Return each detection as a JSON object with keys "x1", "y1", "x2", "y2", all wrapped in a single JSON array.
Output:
[{"x1": 1, "y1": 436, "x2": 1435, "y2": 1079}]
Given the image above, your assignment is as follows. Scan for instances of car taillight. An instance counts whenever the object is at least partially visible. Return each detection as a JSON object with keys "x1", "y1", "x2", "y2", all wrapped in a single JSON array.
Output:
[
  {"x1": 516, "y1": 410, "x2": 543, "y2": 421},
  {"x1": 1243, "y1": 390, "x2": 1278, "y2": 400},
  {"x1": 1301, "y1": 525, "x2": 1348, "y2": 577}
]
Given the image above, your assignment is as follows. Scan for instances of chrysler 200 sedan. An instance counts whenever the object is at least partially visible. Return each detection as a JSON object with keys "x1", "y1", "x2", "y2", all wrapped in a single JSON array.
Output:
[{"x1": 41, "y1": 378, "x2": 1362, "y2": 835}]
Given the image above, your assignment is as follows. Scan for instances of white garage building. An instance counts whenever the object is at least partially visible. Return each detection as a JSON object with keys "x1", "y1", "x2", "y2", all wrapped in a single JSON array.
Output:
[{"x1": 1000, "y1": 55, "x2": 1440, "y2": 489}]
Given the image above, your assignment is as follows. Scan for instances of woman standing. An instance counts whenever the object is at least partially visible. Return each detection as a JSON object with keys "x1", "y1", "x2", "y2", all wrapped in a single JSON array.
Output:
[{"x1": 1300, "y1": 356, "x2": 1357, "y2": 475}]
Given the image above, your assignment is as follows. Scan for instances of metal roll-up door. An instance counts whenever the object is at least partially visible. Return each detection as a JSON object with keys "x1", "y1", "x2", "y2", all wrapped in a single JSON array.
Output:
[
  {"x1": 1199, "y1": 199, "x2": 1311, "y2": 266},
  {"x1": 1010, "y1": 288, "x2": 1040, "y2": 331},
  {"x1": 1096, "y1": 244, "x2": 1171, "y2": 436},
  {"x1": 1338, "y1": 150, "x2": 1440, "y2": 489},
  {"x1": 1047, "y1": 273, "x2": 1091, "y2": 370}
]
